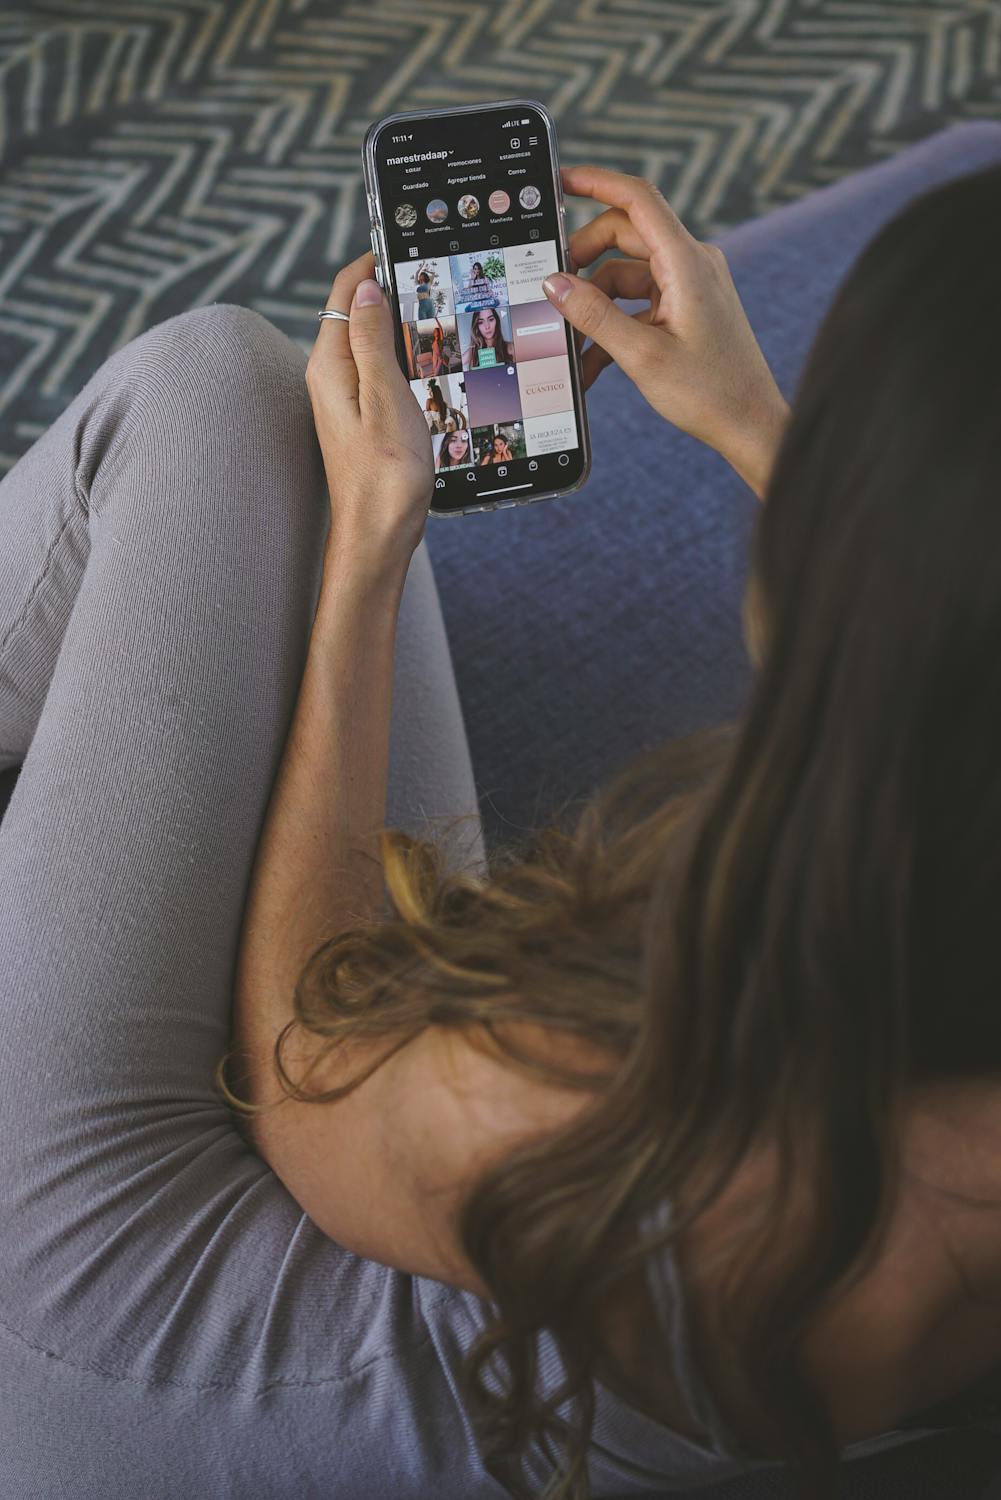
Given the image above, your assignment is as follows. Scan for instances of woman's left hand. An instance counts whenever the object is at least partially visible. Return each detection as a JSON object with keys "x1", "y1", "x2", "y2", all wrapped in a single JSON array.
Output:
[{"x1": 307, "y1": 250, "x2": 435, "y2": 575}]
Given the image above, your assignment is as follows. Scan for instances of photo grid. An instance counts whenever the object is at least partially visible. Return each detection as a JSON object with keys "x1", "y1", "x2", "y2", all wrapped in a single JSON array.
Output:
[{"x1": 396, "y1": 244, "x2": 579, "y2": 473}]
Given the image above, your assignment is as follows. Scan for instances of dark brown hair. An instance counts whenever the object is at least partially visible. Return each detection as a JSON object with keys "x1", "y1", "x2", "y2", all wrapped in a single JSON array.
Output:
[{"x1": 216, "y1": 159, "x2": 1001, "y2": 1498}]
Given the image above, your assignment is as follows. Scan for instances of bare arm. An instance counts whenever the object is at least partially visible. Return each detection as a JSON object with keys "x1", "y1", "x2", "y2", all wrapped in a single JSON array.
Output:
[{"x1": 229, "y1": 548, "x2": 409, "y2": 1114}]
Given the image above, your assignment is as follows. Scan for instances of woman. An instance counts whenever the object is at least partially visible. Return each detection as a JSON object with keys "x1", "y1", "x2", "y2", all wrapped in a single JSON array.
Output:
[
  {"x1": 429, "y1": 315, "x2": 450, "y2": 377},
  {"x1": 424, "y1": 379, "x2": 466, "y2": 436},
  {"x1": 412, "y1": 267, "x2": 437, "y2": 321},
  {"x1": 463, "y1": 306, "x2": 515, "y2": 369},
  {"x1": 460, "y1": 259, "x2": 498, "y2": 311},
  {"x1": 437, "y1": 428, "x2": 472, "y2": 469},
  {"x1": 478, "y1": 433, "x2": 513, "y2": 464},
  {"x1": 423, "y1": 377, "x2": 449, "y2": 433},
  {"x1": 2, "y1": 151, "x2": 1001, "y2": 1500},
  {"x1": 222, "y1": 161, "x2": 1001, "y2": 1495}
]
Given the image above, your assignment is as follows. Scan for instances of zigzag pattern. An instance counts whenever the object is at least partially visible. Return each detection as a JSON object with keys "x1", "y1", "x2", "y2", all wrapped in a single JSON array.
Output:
[{"x1": 0, "y1": 0, "x2": 999, "y2": 472}]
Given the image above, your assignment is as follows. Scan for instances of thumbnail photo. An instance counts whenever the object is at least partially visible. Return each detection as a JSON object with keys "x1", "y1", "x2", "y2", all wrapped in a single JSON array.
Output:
[
  {"x1": 504, "y1": 239, "x2": 559, "y2": 305},
  {"x1": 426, "y1": 198, "x2": 449, "y2": 223},
  {"x1": 465, "y1": 361, "x2": 522, "y2": 427},
  {"x1": 411, "y1": 374, "x2": 469, "y2": 436},
  {"x1": 516, "y1": 353, "x2": 573, "y2": 419},
  {"x1": 523, "y1": 411, "x2": 578, "y2": 456},
  {"x1": 457, "y1": 193, "x2": 480, "y2": 220},
  {"x1": 473, "y1": 422, "x2": 527, "y2": 465},
  {"x1": 449, "y1": 249, "x2": 508, "y2": 311},
  {"x1": 401, "y1": 315, "x2": 462, "y2": 380},
  {"x1": 434, "y1": 429, "x2": 475, "y2": 471},
  {"x1": 457, "y1": 306, "x2": 515, "y2": 370},
  {"x1": 510, "y1": 298, "x2": 567, "y2": 363},
  {"x1": 396, "y1": 257, "x2": 455, "y2": 321}
]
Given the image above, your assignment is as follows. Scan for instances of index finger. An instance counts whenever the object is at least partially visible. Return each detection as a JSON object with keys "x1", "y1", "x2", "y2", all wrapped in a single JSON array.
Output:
[
  {"x1": 310, "y1": 250, "x2": 380, "y2": 410},
  {"x1": 561, "y1": 165, "x2": 686, "y2": 235},
  {"x1": 560, "y1": 164, "x2": 695, "y2": 275}
]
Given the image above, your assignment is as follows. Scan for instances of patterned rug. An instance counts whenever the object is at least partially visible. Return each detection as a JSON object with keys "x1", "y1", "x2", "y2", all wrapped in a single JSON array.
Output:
[{"x1": 1, "y1": 0, "x2": 999, "y2": 473}]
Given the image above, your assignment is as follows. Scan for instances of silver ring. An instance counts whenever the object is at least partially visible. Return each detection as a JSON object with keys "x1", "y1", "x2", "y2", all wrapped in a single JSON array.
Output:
[{"x1": 317, "y1": 308, "x2": 350, "y2": 323}]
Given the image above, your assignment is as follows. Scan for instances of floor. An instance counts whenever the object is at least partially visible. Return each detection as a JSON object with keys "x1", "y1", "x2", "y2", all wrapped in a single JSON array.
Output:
[{"x1": 1, "y1": 0, "x2": 1000, "y2": 472}]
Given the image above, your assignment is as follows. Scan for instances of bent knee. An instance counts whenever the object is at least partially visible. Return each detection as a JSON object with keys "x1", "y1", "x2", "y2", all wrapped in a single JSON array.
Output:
[{"x1": 87, "y1": 303, "x2": 320, "y2": 524}]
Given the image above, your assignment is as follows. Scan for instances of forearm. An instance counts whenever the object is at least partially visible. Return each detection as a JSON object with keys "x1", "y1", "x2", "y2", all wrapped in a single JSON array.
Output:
[{"x1": 230, "y1": 543, "x2": 410, "y2": 1101}]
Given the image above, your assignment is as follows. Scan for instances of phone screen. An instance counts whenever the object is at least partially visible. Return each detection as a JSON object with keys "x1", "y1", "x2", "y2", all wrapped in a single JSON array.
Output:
[{"x1": 365, "y1": 101, "x2": 589, "y2": 514}]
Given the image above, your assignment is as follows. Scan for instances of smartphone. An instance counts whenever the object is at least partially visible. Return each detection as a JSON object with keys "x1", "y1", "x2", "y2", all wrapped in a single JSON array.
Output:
[{"x1": 362, "y1": 98, "x2": 592, "y2": 518}]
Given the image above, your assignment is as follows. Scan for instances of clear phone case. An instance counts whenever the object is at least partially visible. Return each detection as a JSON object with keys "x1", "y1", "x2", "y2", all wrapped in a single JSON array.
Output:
[{"x1": 362, "y1": 97, "x2": 592, "y2": 518}]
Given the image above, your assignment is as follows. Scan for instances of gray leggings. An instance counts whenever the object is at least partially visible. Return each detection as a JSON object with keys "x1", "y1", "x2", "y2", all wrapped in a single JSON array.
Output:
[{"x1": 0, "y1": 306, "x2": 498, "y2": 1498}]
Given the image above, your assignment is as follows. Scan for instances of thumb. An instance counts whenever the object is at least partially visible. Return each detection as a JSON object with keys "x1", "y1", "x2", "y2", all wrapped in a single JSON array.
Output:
[
  {"x1": 348, "y1": 277, "x2": 400, "y2": 385},
  {"x1": 543, "y1": 270, "x2": 653, "y2": 376}
]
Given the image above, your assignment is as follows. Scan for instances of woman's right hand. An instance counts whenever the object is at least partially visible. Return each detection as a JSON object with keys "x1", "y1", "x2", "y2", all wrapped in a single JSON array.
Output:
[{"x1": 545, "y1": 165, "x2": 791, "y2": 500}]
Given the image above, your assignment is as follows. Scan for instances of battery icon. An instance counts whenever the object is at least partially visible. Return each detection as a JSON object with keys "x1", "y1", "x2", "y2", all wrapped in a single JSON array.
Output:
[{"x1": 521, "y1": 118, "x2": 530, "y2": 124}]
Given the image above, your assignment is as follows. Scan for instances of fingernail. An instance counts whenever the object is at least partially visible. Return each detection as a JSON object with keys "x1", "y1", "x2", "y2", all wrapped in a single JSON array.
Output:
[
  {"x1": 543, "y1": 273, "x2": 572, "y2": 303},
  {"x1": 354, "y1": 279, "x2": 382, "y2": 307}
]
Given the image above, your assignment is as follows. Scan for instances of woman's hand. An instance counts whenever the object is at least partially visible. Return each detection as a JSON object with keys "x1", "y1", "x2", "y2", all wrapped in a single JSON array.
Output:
[
  {"x1": 545, "y1": 165, "x2": 790, "y2": 500},
  {"x1": 307, "y1": 251, "x2": 434, "y2": 575}
]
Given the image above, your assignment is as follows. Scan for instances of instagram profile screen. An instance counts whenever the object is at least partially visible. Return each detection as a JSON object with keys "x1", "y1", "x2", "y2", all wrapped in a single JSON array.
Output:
[{"x1": 370, "y1": 105, "x2": 585, "y2": 510}]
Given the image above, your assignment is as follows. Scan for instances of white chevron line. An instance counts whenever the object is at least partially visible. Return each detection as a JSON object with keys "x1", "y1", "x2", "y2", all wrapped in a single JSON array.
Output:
[
  {"x1": 488, "y1": 0, "x2": 559, "y2": 50},
  {"x1": 151, "y1": 214, "x2": 231, "y2": 248},
  {"x1": 550, "y1": 17, "x2": 669, "y2": 74},
  {"x1": 91, "y1": 242, "x2": 179, "y2": 276},
  {"x1": 950, "y1": 22, "x2": 975, "y2": 97},
  {"x1": 757, "y1": 76, "x2": 846, "y2": 192},
  {"x1": 813, "y1": 61, "x2": 883, "y2": 156},
  {"x1": 796, "y1": 15, "x2": 964, "y2": 33},
  {"x1": 609, "y1": 94, "x2": 790, "y2": 168},
  {"x1": 93, "y1": 121, "x2": 240, "y2": 224},
  {"x1": 647, "y1": 15, "x2": 722, "y2": 86},
  {"x1": 924, "y1": 14, "x2": 949, "y2": 107},
  {"x1": 8, "y1": 282, "x2": 114, "y2": 395},
  {"x1": 180, "y1": 2, "x2": 228, "y2": 84},
  {"x1": 251, "y1": 296, "x2": 320, "y2": 322},
  {"x1": 123, "y1": 228, "x2": 208, "y2": 260},
  {"x1": 986, "y1": 0, "x2": 1001, "y2": 74},
  {"x1": 569, "y1": 118, "x2": 721, "y2": 218},
  {"x1": 756, "y1": 0, "x2": 798, "y2": 45},
  {"x1": 708, "y1": 35, "x2": 928, "y2": 125},
  {"x1": 0, "y1": 28, "x2": 45, "y2": 162},
  {"x1": 355, "y1": 9, "x2": 452, "y2": 116},
  {"x1": 271, "y1": 49, "x2": 370, "y2": 71},
  {"x1": 700, "y1": 4, "x2": 763, "y2": 71},
  {"x1": 214, "y1": 182, "x2": 325, "y2": 288},
  {"x1": 0, "y1": 298, "x2": 78, "y2": 326},
  {"x1": 249, "y1": 0, "x2": 286, "y2": 53},
  {"x1": 214, "y1": 0, "x2": 262, "y2": 73},
  {"x1": 83, "y1": 26, "x2": 130, "y2": 117},
  {"x1": 278, "y1": 26, "x2": 388, "y2": 56},
  {"x1": 111, "y1": 215, "x2": 285, "y2": 348},
  {"x1": 90, "y1": 136, "x2": 199, "y2": 228},
  {"x1": 0, "y1": 316, "x2": 56, "y2": 412},
  {"x1": 825, "y1": 0, "x2": 973, "y2": 17},
  {"x1": 10, "y1": 161, "x2": 131, "y2": 184}
]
